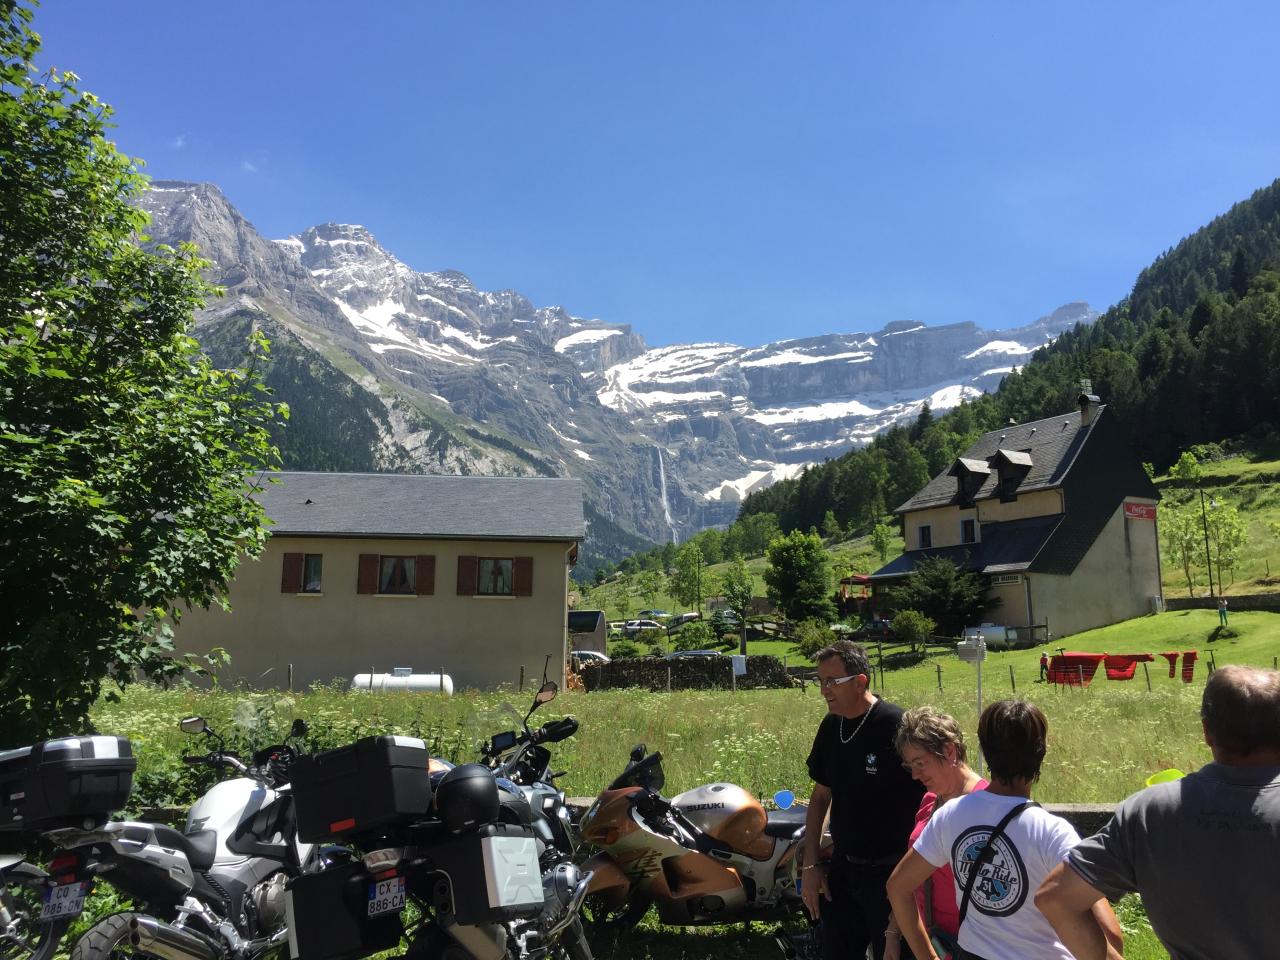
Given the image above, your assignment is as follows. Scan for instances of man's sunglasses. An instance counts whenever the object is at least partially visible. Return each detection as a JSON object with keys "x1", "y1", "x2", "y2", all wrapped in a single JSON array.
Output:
[{"x1": 819, "y1": 675, "x2": 863, "y2": 689}]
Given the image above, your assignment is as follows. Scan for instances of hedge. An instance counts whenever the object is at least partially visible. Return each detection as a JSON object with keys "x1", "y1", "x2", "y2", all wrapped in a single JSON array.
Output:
[{"x1": 581, "y1": 655, "x2": 793, "y2": 692}]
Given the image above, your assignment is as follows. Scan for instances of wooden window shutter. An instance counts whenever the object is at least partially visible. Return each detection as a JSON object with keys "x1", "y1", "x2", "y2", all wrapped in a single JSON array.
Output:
[
  {"x1": 415, "y1": 555, "x2": 435, "y2": 595},
  {"x1": 513, "y1": 556, "x2": 533, "y2": 597},
  {"x1": 357, "y1": 554, "x2": 379, "y2": 595},
  {"x1": 456, "y1": 556, "x2": 478, "y2": 595},
  {"x1": 281, "y1": 553, "x2": 303, "y2": 593}
]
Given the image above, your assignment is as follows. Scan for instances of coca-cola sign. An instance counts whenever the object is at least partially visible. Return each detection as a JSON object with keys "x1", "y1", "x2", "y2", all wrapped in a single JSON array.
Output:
[{"x1": 1123, "y1": 502, "x2": 1157, "y2": 520}]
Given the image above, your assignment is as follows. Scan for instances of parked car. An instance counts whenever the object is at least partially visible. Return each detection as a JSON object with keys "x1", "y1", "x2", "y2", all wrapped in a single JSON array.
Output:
[
  {"x1": 673, "y1": 611, "x2": 701, "y2": 624},
  {"x1": 664, "y1": 649, "x2": 723, "y2": 659},
  {"x1": 856, "y1": 617, "x2": 894, "y2": 641},
  {"x1": 570, "y1": 649, "x2": 611, "y2": 670},
  {"x1": 623, "y1": 619, "x2": 665, "y2": 636},
  {"x1": 637, "y1": 609, "x2": 673, "y2": 621}
]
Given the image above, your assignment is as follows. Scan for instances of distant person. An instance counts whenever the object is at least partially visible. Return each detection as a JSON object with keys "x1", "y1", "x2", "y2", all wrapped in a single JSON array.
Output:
[
  {"x1": 802, "y1": 641, "x2": 924, "y2": 960},
  {"x1": 883, "y1": 707, "x2": 987, "y2": 960},
  {"x1": 1037, "y1": 665, "x2": 1280, "y2": 960},
  {"x1": 1218, "y1": 596, "x2": 1229, "y2": 626},
  {"x1": 1039, "y1": 652, "x2": 1049, "y2": 682},
  {"x1": 887, "y1": 700, "x2": 1122, "y2": 960}
]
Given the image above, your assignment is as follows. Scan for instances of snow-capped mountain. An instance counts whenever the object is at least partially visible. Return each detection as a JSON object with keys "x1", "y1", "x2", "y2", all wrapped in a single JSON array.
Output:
[
  {"x1": 589, "y1": 305, "x2": 1094, "y2": 504},
  {"x1": 136, "y1": 180, "x2": 1096, "y2": 567}
]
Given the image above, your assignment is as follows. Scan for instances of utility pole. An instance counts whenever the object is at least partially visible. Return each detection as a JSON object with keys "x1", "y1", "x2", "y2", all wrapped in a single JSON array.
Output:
[{"x1": 1199, "y1": 486, "x2": 1215, "y2": 599}]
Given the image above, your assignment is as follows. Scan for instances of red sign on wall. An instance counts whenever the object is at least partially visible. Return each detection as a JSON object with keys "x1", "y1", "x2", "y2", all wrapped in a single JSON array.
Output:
[{"x1": 1124, "y1": 502, "x2": 1157, "y2": 520}]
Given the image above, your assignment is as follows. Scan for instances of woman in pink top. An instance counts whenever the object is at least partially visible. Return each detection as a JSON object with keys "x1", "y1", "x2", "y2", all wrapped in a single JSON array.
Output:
[{"x1": 883, "y1": 707, "x2": 986, "y2": 960}]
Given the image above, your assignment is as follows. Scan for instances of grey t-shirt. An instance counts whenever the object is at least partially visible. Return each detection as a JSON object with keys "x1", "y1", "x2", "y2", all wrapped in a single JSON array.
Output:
[{"x1": 1067, "y1": 762, "x2": 1280, "y2": 960}]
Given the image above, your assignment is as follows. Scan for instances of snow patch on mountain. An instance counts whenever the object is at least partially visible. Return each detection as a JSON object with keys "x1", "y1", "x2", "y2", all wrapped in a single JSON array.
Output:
[
  {"x1": 965, "y1": 340, "x2": 1034, "y2": 360},
  {"x1": 555, "y1": 328, "x2": 623, "y2": 352},
  {"x1": 703, "y1": 463, "x2": 811, "y2": 502}
]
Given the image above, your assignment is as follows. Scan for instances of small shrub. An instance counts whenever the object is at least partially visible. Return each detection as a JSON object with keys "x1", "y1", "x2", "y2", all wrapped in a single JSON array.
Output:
[
  {"x1": 609, "y1": 638, "x2": 642, "y2": 659},
  {"x1": 892, "y1": 609, "x2": 936, "y2": 653},
  {"x1": 637, "y1": 627, "x2": 667, "y2": 655},
  {"x1": 790, "y1": 619, "x2": 835, "y2": 660},
  {"x1": 673, "y1": 620, "x2": 716, "y2": 651}
]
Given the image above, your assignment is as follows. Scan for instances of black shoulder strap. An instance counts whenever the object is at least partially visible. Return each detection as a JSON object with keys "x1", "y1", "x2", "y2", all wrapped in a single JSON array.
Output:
[{"x1": 957, "y1": 800, "x2": 1038, "y2": 930}]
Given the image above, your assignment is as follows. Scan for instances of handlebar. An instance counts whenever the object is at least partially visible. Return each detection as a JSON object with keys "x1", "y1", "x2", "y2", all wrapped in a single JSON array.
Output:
[
  {"x1": 532, "y1": 716, "x2": 578, "y2": 745},
  {"x1": 180, "y1": 751, "x2": 253, "y2": 777}
]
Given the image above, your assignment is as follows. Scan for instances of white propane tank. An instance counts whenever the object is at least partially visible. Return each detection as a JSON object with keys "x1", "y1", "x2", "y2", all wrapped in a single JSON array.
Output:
[{"x1": 350, "y1": 672, "x2": 454, "y2": 694}]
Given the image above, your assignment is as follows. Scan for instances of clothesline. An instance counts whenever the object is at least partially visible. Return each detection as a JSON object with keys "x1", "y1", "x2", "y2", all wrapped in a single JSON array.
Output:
[{"x1": 1047, "y1": 651, "x2": 1197, "y2": 686}]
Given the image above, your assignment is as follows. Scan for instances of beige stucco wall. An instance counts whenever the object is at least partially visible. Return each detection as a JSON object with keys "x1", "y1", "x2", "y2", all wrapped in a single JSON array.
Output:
[
  {"x1": 975, "y1": 489, "x2": 1064, "y2": 524},
  {"x1": 174, "y1": 536, "x2": 573, "y2": 691},
  {"x1": 985, "y1": 578, "x2": 1030, "y2": 627},
  {"x1": 903, "y1": 504, "x2": 979, "y2": 550},
  {"x1": 903, "y1": 490, "x2": 1063, "y2": 551},
  {"x1": 1029, "y1": 501, "x2": 1162, "y2": 639}
]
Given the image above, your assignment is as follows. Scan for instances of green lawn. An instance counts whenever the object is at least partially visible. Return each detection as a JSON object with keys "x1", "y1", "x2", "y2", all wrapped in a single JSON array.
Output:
[{"x1": 88, "y1": 608, "x2": 1277, "y2": 960}]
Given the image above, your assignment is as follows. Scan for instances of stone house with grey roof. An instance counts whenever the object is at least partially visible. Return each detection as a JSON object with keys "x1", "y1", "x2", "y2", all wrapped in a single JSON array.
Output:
[
  {"x1": 174, "y1": 472, "x2": 584, "y2": 690},
  {"x1": 869, "y1": 394, "x2": 1161, "y2": 642}
]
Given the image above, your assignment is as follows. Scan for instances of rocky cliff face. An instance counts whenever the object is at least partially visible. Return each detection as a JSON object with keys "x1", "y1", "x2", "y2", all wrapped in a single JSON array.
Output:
[{"x1": 137, "y1": 180, "x2": 1096, "y2": 567}]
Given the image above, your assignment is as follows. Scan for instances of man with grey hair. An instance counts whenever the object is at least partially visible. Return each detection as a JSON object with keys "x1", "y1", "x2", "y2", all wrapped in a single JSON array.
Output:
[
  {"x1": 1036, "y1": 664, "x2": 1280, "y2": 959},
  {"x1": 802, "y1": 640, "x2": 923, "y2": 960}
]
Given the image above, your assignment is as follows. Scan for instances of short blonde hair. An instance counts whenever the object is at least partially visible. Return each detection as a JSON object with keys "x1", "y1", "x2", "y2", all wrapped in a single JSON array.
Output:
[{"x1": 895, "y1": 706, "x2": 968, "y2": 764}]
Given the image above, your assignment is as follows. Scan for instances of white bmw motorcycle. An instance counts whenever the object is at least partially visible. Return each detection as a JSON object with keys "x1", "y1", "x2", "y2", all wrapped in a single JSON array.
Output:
[{"x1": 53, "y1": 717, "x2": 319, "y2": 960}]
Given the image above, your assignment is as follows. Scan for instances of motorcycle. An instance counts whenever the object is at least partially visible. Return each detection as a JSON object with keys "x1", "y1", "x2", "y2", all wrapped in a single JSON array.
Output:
[
  {"x1": 1, "y1": 735, "x2": 141, "y2": 960},
  {"x1": 577, "y1": 744, "x2": 810, "y2": 929},
  {"x1": 284, "y1": 680, "x2": 592, "y2": 960},
  {"x1": 0, "y1": 854, "x2": 71, "y2": 960},
  {"x1": 61, "y1": 716, "x2": 317, "y2": 960}
]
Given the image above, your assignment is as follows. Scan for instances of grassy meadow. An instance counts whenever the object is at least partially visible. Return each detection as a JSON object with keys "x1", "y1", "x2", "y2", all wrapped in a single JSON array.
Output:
[
  {"x1": 83, "y1": 609, "x2": 1279, "y2": 960},
  {"x1": 1154, "y1": 446, "x2": 1280, "y2": 597}
]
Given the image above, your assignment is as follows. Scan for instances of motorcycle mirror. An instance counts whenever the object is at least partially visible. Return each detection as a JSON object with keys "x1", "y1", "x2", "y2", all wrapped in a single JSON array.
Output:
[
  {"x1": 629, "y1": 743, "x2": 646, "y2": 763},
  {"x1": 179, "y1": 716, "x2": 208, "y2": 735},
  {"x1": 289, "y1": 718, "x2": 308, "y2": 739},
  {"x1": 534, "y1": 681, "x2": 558, "y2": 705},
  {"x1": 773, "y1": 789, "x2": 796, "y2": 810}
]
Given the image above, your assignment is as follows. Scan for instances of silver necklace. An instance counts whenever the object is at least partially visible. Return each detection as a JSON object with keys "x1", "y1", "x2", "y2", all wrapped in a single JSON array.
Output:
[{"x1": 839, "y1": 698, "x2": 876, "y2": 745}]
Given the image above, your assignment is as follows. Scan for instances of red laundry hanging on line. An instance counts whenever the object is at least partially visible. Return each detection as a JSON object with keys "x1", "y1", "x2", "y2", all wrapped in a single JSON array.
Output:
[
  {"x1": 1160, "y1": 651, "x2": 1180, "y2": 677},
  {"x1": 1104, "y1": 653, "x2": 1154, "y2": 680},
  {"x1": 1181, "y1": 650, "x2": 1198, "y2": 683},
  {"x1": 1048, "y1": 653, "x2": 1106, "y2": 686}
]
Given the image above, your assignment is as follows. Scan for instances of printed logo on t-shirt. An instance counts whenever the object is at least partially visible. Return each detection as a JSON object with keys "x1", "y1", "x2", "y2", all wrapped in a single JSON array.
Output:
[
  {"x1": 865, "y1": 753, "x2": 878, "y2": 774},
  {"x1": 951, "y1": 826, "x2": 1029, "y2": 917}
]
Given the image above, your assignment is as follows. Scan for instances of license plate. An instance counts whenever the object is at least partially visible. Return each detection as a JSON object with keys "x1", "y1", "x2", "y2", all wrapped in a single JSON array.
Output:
[
  {"x1": 367, "y1": 876, "x2": 405, "y2": 917},
  {"x1": 41, "y1": 882, "x2": 87, "y2": 920}
]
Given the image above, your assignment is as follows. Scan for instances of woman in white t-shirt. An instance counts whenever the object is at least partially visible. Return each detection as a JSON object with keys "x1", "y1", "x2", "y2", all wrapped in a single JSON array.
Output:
[{"x1": 886, "y1": 700, "x2": 1123, "y2": 960}]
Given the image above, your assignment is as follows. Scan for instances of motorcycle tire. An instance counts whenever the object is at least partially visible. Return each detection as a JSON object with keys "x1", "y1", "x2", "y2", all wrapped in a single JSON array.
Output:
[
  {"x1": 68, "y1": 912, "x2": 143, "y2": 960},
  {"x1": 0, "y1": 868, "x2": 72, "y2": 960}
]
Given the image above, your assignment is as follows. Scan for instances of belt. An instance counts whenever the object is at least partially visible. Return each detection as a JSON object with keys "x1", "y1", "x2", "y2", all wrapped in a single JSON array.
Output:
[{"x1": 841, "y1": 852, "x2": 902, "y2": 867}]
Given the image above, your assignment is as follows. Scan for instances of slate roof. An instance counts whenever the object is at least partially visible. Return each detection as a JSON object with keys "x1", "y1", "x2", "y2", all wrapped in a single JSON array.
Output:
[
  {"x1": 872, "y1": 406, "x2": 1160, "y2": 581},
  {"x1": 895, "y1": 408, "x2": 1099, "y2": 513},
  {"x1": 254, "y1": 472, "x2": 585, "y2": 541},
  {"x1": 867, "y1": 514, "x2": 1063, "y2": 581}
]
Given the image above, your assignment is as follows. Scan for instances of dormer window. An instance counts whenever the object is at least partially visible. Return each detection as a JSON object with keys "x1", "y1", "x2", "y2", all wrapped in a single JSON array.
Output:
[
  {"x1": 993, "y1": 449, "x2": 1033, "y2": 502},
  {"x1": 949, "y1": 457, "x2": 991, "y2": 504}
]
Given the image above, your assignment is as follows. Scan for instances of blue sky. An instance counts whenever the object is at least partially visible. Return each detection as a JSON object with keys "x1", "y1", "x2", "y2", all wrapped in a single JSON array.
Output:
[{"x1": 35, "y1": 2, "x2": 1280, "y2": 346}]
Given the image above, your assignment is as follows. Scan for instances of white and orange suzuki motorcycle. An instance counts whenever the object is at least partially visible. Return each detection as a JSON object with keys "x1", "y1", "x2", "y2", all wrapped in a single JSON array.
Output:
[{"x1": 576, "y1": 745, "x2": 813, "y2": 929}]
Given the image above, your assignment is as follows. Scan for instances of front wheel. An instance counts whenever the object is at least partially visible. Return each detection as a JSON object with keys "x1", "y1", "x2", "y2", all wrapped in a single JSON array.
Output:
[
  {"x1": 0, "y1": 867, "x2": 72, "y2": 960},
  {"x1": 68, "y1": 912, "x2": 141, "y2": 960}
]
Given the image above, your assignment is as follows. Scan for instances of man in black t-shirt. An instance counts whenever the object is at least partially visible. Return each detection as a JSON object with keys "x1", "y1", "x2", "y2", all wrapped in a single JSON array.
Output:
[{"x1": 802, "y1": 641, "x2": 924, "y2": 960}]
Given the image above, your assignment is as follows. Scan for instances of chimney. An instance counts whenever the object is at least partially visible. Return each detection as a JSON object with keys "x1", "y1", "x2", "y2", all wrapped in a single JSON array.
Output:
[{"x1": 1078, "y1": 391, "x2": 1101, "y2": 427}]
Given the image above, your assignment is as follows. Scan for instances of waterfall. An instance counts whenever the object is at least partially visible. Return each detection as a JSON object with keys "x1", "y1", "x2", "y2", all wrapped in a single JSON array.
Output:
[{"x1": 656, "y1": 446, "x2": 678, "y2": 544}]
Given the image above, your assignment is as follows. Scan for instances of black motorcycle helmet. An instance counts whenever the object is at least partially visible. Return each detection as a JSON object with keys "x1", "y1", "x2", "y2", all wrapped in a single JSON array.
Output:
[{"x1": 435, "y1": 763, "x2": 499, "y2": 834}]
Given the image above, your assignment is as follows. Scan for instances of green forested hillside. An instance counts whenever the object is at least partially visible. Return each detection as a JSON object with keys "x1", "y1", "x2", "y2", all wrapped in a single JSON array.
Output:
[{"x1": 740, "y1": 177, "x2": 1280, "y2": 537}]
